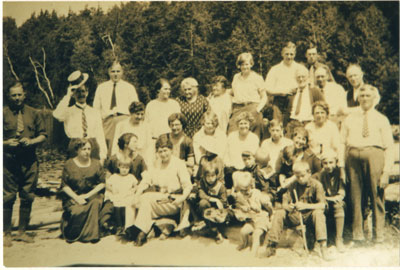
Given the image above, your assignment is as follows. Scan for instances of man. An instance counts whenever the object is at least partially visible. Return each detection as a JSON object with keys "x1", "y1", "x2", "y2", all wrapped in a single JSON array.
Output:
[
  {"x1": 315, "y1": 66, "x2": 347, "y2": 123},
  {"x1": 93, "y1": 61, "x2": 139, "y2": 154},
  {"x1": 3, "y1": 82, "x2": 47, "y2": 246},
  {"x1": 264, "y1": 161, "x2": 332, "y2": 261},
  {"x1": 305, "y1": 45, "x2": 335, "y2": 87},
  {"x1": 53, "y1": 70, "x2": 107, "y2": 162},
  {"x1": 345, "y1": 64, "x2": 380, "y2": 109},
  {"x1": 265, "y1": 42, "x2": 303, "y2": 122},
  {"x1": 286, "y1": 65, "x2": 324, "y2": 133},
  {"x1": 341, "y1": 84, "x2": 394, "y2": 246}
]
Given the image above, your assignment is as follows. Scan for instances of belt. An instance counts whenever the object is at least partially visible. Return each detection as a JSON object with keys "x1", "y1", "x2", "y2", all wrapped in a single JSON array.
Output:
[
  {"x1": 348, "y1": 146, "x2": 384, "y2": 151},
  {"x1": 233, "y1": 102, "x2": 256, "y2": 106}
]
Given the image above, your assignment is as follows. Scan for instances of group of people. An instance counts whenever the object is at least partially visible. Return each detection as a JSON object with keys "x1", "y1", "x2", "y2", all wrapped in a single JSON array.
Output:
[{"x1": 3, "y1": 41, "x2": 395, "y2": 262}]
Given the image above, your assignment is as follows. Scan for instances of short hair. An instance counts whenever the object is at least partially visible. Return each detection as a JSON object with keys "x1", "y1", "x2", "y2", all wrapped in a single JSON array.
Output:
[
  {"x1": 168, "y1": 113, "x2": 187, "y2": 129},
  {"x1": 155, "y1": 78, "x2": 170, "y2": 94},
  {"x1": 202, "y1": 161, "x2": 219, "y2": 178},
  {"x1": 346, "y1": 64, "x2": 363, "y2": 77},
  {"x1": 117, "y1": 133, "x2": 138, "y2": 150},
  {"x1": 292, "y1": 126, "x2": 309, "y2": 146},
  {"x1": 321, "y1": 148, "x2": 338, "y2": 161},
  {"x1": 233, "y1": 171, "x2": 253, "y2": 189},
  {"x1": 9, "y1": 82, "x2": 24, "y2": 93},
  {"x1": 282, "y1": 41, "x2": 296, "y2": 52},
  {"x1": 129, "y1": 101, "x2": 145, "y2": 114},
  {"x1": 282, "y1": 145, "x2": 295, "y2": 163},
  {"x1": 69, "y1": 138, "x2": 92, "y2": 157},
  {"x1": 293, "y1": 160, "x2": 311, "y2": 173},
  {"x1": 312, "y1": 100, "x2": 330, "y2": 116},
  {"x1": 236, "y1": 52, "x2": 254, "y2": 68},
  {"x1": 315, "y1": 66, "x2": 329, "y2": 77},
  {"x1": 180, "y1": 77, "x2": 198, "y2": 90},
  {"x1": 117, "y1": 156, "x2": 132, "y2": 167},
  {"x1": 201, "y1": 110, "x2": 219, "y2": 128},
  {"x1": 268, "y1": 119, "x2": 283, "y2": 129},
  {"x1": 211, "y1": 75, "x2": 229, "y2": 89},
  {"x1": 306, "y1": 43, "x2": 318, "y2": 52},
  {"x1": 108, "y1": 60, "x2": 122, "y2": 70},
  {"x1": 359, "y1": 84, "x2": 377, "y2": 98},
  {"x1": 241, "y1": 150, "x2": 255, "y2": 158},
  {"x1": 295, "y1": 64, "x2": 309, "y2": 77},
  {"x1": 155, "y1": 134, "x2": 173, "y2": 151},
  {"x1": 236, "y1": 111, "x2": 254, "y2": 125}
]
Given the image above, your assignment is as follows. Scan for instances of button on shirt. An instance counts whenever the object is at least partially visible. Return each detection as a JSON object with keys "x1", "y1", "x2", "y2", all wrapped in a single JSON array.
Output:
[
  {"x1": 341, "y1": 107, "x2": 394, "y2": 172},
  {"x1": 232, "y1": 71, "x2": 265, "y2": 104},
  {"x1": 53, "y1": 95, "x2": 107, "y2": 161},
  {"x1": 93, "y1": 80, "x2": 139, "y2": 119},
  {"x1": 265, "y1": 61, "x2": 303, "y2": 95}
]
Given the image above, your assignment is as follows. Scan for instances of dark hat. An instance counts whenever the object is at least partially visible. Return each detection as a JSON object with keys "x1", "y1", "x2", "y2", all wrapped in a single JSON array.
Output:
[{"x1": 68, "y1": 70, "x2": 89, "y2": 89}]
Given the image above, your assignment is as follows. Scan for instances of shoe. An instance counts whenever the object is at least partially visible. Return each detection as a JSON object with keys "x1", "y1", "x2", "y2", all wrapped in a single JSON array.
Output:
[
  {"x1": 116, "y1": 227, "x2": 124, "y2": 236},
  {"x1": 135, "y1": 231, "x2": 147, "y2": 247},
  {"x1": 236, "y1": 237, "x2": 249, "y2": 251},
  {"x1": 4, "y1": 233, "x2": 12, "y2": 247},
  {"x1": 264, "y1": 246, "x2": 276, "y2": 257},
  {"x1": 215, "y1": 232, "x2": 224, "y2": 244},
  {"x1": 159, "y1": 233, "x2": 168, "y2": 240},
  {"x1": 336, "y1": 238, "x2": 345, "y2": 253},
  {"x1": 320, "y1": 245, "x2": 334, "y2": 261},
  {"x1": 14, "y1": 232, "x2": 34, "y2": 243}
]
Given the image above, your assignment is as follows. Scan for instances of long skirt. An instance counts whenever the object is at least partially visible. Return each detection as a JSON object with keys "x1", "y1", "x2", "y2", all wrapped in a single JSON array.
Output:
[
  {"x1": 61, "y1": 194, "x2": 106, "y2": 243},
  {"x1": 227, "y1": 103, "x2": 264, "y2": 139}
]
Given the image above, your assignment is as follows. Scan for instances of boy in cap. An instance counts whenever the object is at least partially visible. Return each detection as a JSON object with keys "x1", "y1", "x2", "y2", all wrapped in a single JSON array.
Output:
[
  {"x1": 53, "y1": 70, "x2": 107, "y2": 163},
  {"x1": 4, "y1": 82, "x2": 47, "y2": 246},
  {"x1": 232, "y1": 171, "x2": 272, "y2": 257},
  {"x1": 315, "y1": 149, "x2": 346, "y2": 252}
]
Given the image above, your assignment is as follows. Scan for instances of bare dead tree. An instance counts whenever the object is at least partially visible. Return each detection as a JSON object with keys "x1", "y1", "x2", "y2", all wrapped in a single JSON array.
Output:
[
  {"x1": 29, "y1": 48, "x2": 55, "y2": 109},
  {"x1": 102, "y1": 34, "x2": 117, "y2": 61},
  {"x1": 4, "y1": 45, "x2": 20, "y2": 82}
]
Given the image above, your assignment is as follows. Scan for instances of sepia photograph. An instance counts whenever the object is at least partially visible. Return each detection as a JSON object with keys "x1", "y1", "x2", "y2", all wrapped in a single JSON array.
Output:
[{"x1": 2, "y1": 0, "x2": 399, "y2": 267}]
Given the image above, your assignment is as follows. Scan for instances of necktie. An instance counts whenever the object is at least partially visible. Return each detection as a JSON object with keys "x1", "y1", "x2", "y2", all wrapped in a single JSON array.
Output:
[
  {"x1": 17, "y1": 110, "x2": 24, "y2": 136},
  {"x1": 76, "y1": 104, "x2": 88, "y2": 137},
  {"x1": 295, "y1": 89, "x2": 303, "y2": 115},
  {"x1": 309, "y1": 65, "x2": 315, "y2": 87},
  {"x1": 362, "y1": 111, "x2": 369, "y2": 138},
  {"x1": 110, "y1": 82, "x2": 117, "y2": 110}
]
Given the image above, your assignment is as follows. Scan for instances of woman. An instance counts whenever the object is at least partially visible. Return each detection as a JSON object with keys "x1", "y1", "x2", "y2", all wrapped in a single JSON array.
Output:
[
  {"x1": 59, "y1": 138, "x2": 106, "y2": 243},
  {"x1": 207, "y1": 75, "x2": 232, "y2": 133},
  {"x1": 133, "y1": 135, "x2": 193, "y2": 246},
  {"x1": 228, "y1": 52, "x2": 267, "y2": 139},
  {"x1": 145, "y1": 78, "x2": 181, "y2": 139},
  {"x1": 163, "y1": 113, "x2": 195, "y2": 173},
  {"x1": 275, "y1": 126, "x2": 321, "y2": 189},
  {"x1": 111, "y1": 101, "x2": 151, "y2": 162},
  {"x1": 193, "y1": 110, "x2": 227, "y2": 164},
  {"x1": 305, "y1": 101, "x2": 344, "y2": 166},
  {"x1": 224, "y1": 112, "x2": 260, "y2": 188},
  {"x1": 177, "y1": 77, "x2": 209, "y2": 138}
]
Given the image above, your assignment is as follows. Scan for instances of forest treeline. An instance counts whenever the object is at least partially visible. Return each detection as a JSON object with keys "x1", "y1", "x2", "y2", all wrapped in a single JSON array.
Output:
[{"x1": 3, "y1": 1, "x2": 399, "y2": 123}]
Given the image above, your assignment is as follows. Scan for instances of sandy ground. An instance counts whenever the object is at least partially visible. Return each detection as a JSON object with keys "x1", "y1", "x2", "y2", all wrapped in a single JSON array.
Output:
[{"x1": 3, "y1": 198, "x2": 400, "y2": 267}]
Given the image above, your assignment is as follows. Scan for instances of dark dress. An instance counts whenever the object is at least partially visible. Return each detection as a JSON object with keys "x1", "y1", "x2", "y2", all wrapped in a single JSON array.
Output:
[
  {"x1": 177, "y1": 95, "x2": 209, "y2": 138},
  {"x1": 60, "y1": 158, "x2": 106, "y2": 243}
]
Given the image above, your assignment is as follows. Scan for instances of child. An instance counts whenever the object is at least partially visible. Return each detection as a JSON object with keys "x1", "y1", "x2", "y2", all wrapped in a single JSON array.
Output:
[
  {"x1": 241, "y1": 150, "x2": 277, "y2": 202},
  {"x1": 232, "y1": 171, "x2": 272, "y2": 257},
  {"x1": 105, "y1": 157, "x2": 139, "y2": 235},
  {"x1": 194, "y1": 162, "x2": 228, "y2": 243},
  {"x1": 208, "y1": 76, "x2": 232, "y2": 133},
  {"x1": 315, "y1": 149, "x2": 345, "y2": 253}
]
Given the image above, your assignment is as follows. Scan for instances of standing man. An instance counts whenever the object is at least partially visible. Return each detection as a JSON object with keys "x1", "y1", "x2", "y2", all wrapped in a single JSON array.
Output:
[
  {"x1": 341, "y1": 84, "x2": 394, "y2": 246},
  {"x1": 93, "y1": 61, "x2": 139, "y2": 155},
  {"x1": 345, "y1": 64, "x2": 380, "y2": 109},
  {"x1": 286, "y1": 65, "x2": 324, "y2": 135},
  {"x1": 265, "y1": 42, "x2": 303, "y2": 124},
  {"x1": 53, "y1": 70, "x2": 107, "y2": 163},
  {"x1": 3, "y1": 82, "x2": 47, "y2": 246},
  {"x1": 314, "y1": 66, "x2": 347, "y2": 124},
  {"x1": 305, "y1": 45, "x2": 335, "y2": 88}
]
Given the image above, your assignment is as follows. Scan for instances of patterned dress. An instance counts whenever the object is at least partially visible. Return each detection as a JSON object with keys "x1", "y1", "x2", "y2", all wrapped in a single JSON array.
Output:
[{"x1": 177, "y1": 95, "x2": 209, "y2": 138}]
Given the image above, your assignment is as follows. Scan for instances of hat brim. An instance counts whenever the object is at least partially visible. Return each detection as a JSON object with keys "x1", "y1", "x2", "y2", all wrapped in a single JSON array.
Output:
[{"x1": 71, "y1": 73, "x2": 89, "y2": 89}]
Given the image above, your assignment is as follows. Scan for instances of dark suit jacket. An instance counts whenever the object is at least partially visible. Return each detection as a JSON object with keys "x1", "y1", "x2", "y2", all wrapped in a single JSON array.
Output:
[{"x1": 288, "y1": 85, "x2": 325, "y2": 113}]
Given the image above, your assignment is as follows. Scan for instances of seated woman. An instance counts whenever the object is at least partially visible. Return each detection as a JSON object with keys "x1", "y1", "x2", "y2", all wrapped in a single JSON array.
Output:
[
  {"x1": 224, "y1": 112, "x2": 260, "y2": 189},
  {"x1": 162, "y1": 113, "x2": 195, "y2": 174},
  {"x1": 59, "y1": 138, "x2": 107, "y2": 243},
  {"x1": 227, "y1": 52, "x2": 267, "y2": 139},
  {"x1": 111, "y1": 101, "x2": 151, "y2": 163},
  {"x1": 193, "y1": 110, "x2": 227, "y2": 164},
  {"x1": 275, "y1": 126, "x2": 321, "y2": 190},
  {"x1": 177, "y1": 77, "x2": 209, "y2": 138},
  {"x1": 133, "y1": 135, "x2": 193, "y2": 246}
]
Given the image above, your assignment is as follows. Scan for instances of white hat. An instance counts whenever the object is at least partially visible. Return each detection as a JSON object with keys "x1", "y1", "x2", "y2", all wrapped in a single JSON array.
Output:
[{"x1": 68, "y1": 70, "x2": 89, "y2": 89}]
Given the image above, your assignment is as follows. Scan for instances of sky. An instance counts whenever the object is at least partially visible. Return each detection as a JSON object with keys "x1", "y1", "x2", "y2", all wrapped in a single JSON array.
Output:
[{"x1": 3, "y1": 1, "x2": 124, "y2": 26}]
